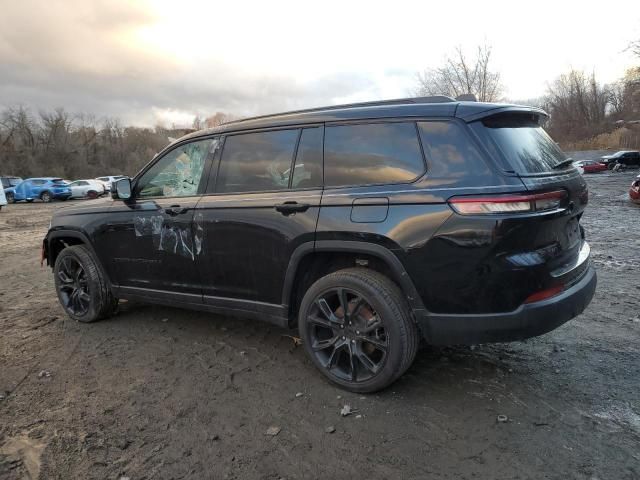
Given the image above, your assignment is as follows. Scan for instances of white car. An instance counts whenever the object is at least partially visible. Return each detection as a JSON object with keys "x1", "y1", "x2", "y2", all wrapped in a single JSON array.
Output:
[
  {"x1": 95, "y1": 175, "x2": 127, "y2": 192},
  {"x1": 67, "y1": 180, "x2": 105, "y2": 199},
  {"x1": 0, "y1": 183, "x2": 6, "y2": 211},
  {"x1": 571, "y1": 161, "x2": 585, "y2": 175}
]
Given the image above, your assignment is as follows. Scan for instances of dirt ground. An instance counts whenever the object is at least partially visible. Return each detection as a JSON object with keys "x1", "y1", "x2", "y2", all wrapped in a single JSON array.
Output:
[{"x1": 1, "y1": 172, "x2": 639, "y2": 480}]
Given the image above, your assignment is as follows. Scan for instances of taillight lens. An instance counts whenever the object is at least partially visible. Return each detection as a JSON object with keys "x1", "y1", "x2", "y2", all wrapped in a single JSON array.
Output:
[{"x1": 449, "y1": 190, "x2": 567, "y2": 215}]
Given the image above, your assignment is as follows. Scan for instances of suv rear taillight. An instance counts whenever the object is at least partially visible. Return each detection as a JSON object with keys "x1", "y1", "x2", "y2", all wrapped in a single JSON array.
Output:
[{"x1": 448, "y1": 190, "x2": 567, "y2": 215}]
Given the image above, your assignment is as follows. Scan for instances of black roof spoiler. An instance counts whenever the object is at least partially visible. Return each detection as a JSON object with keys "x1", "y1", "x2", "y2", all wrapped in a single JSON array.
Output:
[{"x1": 455, "y1": 104, "x2": 548, "y2": 122}]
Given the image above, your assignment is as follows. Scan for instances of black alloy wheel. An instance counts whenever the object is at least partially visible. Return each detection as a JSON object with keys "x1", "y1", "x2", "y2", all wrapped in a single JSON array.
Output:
[
  {"x1": 305, "y1": 287, "x2": 389, "y2": 382},
  {"x1": 56, "y1": 256, "x2": 91, "y2": 316},
  {"x1": 299, "y1": 268, "x2": 419, "y2": 393},
  {"x1": 41, "y1": 191, "x2": 52, "y2": 202}
]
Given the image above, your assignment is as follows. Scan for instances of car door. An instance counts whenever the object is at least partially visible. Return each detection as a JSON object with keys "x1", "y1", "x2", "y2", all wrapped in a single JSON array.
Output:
[
  {"x1": 68, "y1": 181, "x2": 80, "y2": 197},
  {"x1": 195, "y1": 126, "x2": 324, "y2": 314},
  {"x1": 93, "y1": 137, "x2": 217, "y2": 303}
]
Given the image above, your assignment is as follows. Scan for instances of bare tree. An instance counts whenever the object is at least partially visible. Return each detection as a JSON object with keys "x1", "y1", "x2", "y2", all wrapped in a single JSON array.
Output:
[
  {"x1": 204, "y1": 112, "x2": 235, "y2": 128},
  {"x1": 416, "y1": 44, "x2": 503, "y2": 101},
  {"x1": 543, "y1": 70, "x2": 610, "y2": 141}
]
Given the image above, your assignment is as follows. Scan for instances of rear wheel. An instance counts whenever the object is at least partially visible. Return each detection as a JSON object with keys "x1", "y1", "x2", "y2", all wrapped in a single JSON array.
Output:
[
  {"x1": 298, "y1": 268, "x2": 419, "y2": 393},
  {"x1": 6, "y1": 192, "x2": 14, "y2": 203},
  {"x1": 54, "y1": 245, "x2": 118, "y2": 322},
  {"x1": 41, "y1": 191, "x2": 51, "y2": 203},
  {"x1": 86, "y1": 190, "x2": 98, "y2": 199}
]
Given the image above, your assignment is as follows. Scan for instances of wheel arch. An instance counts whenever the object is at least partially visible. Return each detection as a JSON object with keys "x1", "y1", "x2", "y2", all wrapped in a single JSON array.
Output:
[
  {"x1": 282, "y1": 241, "x2": 425, "y2": 326},
  {"x1": 46, "y1": 230, "x2": 99, "y2": 269}
]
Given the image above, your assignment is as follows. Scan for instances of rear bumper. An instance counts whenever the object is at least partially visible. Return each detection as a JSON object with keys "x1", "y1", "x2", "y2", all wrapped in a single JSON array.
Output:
[{"x1": 418, "y1": 265, "x2": 597, "y2": 345}]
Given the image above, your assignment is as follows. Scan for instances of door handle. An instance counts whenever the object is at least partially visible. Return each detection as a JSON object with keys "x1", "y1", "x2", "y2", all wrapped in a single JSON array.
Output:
[
  {"x1": 275, "y1": 201, "x2": 310, "y2": 215},
  {"x1": 165, "y1": 205, "x2": 189, "y2": 215}
]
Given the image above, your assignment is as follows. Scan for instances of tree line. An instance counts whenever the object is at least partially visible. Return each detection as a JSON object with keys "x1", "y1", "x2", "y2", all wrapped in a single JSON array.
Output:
[{"x1": 0, "y1": 108, "x2": 233, "y2": 180}]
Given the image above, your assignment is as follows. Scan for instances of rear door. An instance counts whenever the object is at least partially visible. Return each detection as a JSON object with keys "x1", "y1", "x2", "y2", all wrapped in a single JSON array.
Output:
[{"x1": 195, "y1": 126, "x2": 324, "y2": 311}]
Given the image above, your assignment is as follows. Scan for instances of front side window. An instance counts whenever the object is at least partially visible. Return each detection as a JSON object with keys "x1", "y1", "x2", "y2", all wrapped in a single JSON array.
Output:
[
  {"x1": 324, "y1": 122, "x2": 425, "y2": 187},
  {"x1": 137, "y1": 138, "x2": 214, "y2": 198},
  {"x1": 217, "y1": 129, "x2": 299, "y2": 193}
]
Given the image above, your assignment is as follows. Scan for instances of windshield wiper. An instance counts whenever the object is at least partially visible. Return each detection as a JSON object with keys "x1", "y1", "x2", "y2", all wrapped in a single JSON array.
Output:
[{"x1": 552, "y1": 159, "x2": 574, "y2": 170}]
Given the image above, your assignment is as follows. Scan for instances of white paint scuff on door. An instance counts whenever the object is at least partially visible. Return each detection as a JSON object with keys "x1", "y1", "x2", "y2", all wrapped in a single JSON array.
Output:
[{"x1": 133, "y1": 214, "x2": 197, "y2": 260}]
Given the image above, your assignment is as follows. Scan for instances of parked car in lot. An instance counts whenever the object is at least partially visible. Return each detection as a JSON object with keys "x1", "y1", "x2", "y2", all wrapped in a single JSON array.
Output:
[
  {"x1": 1, "y1": 176, "x2": 22, "y2": 190},
  {"x1": 43, "y1": 97, "x2": 597, "y2": 392},
  {"x1": 630, "y1": 175, "x2": 640, "y2": 204},
  {"x1": 67, "y1": 179, "x2": 105, "y2": 199},
  {"x1": 601, "y1": 150, "x2": 640, "y2": 170},
  {"x1": 6, "y1": 178, "x2": 71, "y2": 203},
  {"x1": 95, "y1": 175, "x2": 127, "y2": 192},
  {"x1": 0, "y1": 183, "x2": 6, "y2": 211},
  {"x1": 573, "y1": 160, "x2": 607, "y2": 174}
]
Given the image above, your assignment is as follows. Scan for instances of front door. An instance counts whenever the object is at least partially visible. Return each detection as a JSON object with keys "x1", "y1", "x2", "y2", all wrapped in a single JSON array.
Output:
[
  {"x1": 195, "y1": 126, "x2": 324, "y2": 312},
  {"x1": 96, "y1": 137, "x2": 217, "y2": 302}
]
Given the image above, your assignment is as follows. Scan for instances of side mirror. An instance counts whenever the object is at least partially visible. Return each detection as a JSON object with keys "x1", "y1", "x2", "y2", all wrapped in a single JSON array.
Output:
[{"x1": 112, "y1": 178, "x2": 132, "y2": 200}]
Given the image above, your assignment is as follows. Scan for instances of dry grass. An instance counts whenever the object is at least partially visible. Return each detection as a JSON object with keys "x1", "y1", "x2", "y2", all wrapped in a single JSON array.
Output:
[{"x1": 561, "y1": 125, "x2": 640, "y2": 151}]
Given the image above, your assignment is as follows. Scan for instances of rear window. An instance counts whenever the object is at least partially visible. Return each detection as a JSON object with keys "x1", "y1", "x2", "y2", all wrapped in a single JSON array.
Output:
[
  {"x1": 324, "y1": 122, "x2": 425, "y2": 187},
  {"x1": 470, "y1": 112, "x2": 567, "y2": 174},
  {"x1": 51, "y1": 179, "x2": 66, "y2": 184}
]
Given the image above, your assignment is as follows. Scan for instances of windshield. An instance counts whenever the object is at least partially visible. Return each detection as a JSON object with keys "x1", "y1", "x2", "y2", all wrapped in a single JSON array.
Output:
[{"x1": 470, "y1": 112, "x2": 568, "y2": 174}]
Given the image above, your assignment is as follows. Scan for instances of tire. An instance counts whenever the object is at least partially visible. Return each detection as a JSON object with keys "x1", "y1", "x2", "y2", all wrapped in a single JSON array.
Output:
[
  {"x1": 6, "y1": 192, "x2": 14, "y2": 203},
  {"x1": 53, "y1": 245, "x2": 118, "y2": 322},
  {"x1": 41, "y1": 191, "x2": 52, "y2": 203},
  {"x1": 86, "y1": 190, "x2": 98, "y2": 199},
  {"x1": 298, "y1": 268, "x2": 419, "y2": 393}
]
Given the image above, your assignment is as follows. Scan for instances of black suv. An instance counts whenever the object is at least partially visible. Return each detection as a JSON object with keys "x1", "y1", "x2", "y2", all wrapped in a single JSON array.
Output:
[
  {"x1": 601, "y1": 150, "x2": 640, "y2": 169},
  {"x1": 43, "y1": 97, "x2": 597, "y2": 392}
]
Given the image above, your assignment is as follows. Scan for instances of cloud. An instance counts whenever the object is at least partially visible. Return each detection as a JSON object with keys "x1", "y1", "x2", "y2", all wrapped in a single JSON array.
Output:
[{"x1": 0, "y1": 0, "x2": 381, "y2": 126}]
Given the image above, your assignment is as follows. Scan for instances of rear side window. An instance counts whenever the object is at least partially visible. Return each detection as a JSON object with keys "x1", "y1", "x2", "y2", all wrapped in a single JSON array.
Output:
[
  {"x1": 31, "y1": 180, "x2": 46, "y2": 185},
  {"x1": 217, "y1": 129, "x2": 299, "y2": 193},
  {"x1": 418, "y1": 121, "x2": 493, "y2": 179},
  {"x1": 324, "y1": 122, "x2": 425, "y2": 187},
  {"x1": 469, "y1": 113, "x2": 567, "y2": 174}
]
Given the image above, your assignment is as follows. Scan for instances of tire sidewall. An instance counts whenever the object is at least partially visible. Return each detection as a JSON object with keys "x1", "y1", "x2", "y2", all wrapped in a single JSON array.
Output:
[
  {"x1": 41, "y1": 191, "x2": 51, "y2": 202},
  {"x1": 53, "y1": 247, "x2": 103, "y2": 322},
  {"x1": 298, "y1": 274, "x2": 406, "y2": 392}
]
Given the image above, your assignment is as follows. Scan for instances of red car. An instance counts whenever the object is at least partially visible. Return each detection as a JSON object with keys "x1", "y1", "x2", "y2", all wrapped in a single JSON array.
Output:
[
  {"x1": 574, "y1": 160, "x2": 607, "y2": 173},
  {"x1": 630, "y1": 175, "x2": 640, "y2": 204}
]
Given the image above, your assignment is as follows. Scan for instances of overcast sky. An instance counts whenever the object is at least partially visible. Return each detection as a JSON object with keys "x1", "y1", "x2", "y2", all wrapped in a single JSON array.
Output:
[{"x1": 1, "y1": 0, "x2": 638, "y2": 126}]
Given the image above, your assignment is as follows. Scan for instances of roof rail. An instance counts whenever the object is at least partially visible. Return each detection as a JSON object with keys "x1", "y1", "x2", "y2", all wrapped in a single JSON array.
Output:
[{"x1": 223, "y1": 95, "x2": 456, "y2": 126}]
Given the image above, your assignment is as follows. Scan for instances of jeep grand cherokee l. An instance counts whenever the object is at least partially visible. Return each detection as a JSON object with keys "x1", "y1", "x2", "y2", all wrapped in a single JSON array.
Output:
[{"x1": 43, "y1": 97, "x2": 597, "y2": 392}]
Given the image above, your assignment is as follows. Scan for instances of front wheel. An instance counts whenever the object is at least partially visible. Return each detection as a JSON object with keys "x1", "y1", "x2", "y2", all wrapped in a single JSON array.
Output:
[
  {"x1": 54, "y1": 245, "x2": 118, "y2": 322},
  {"x1": 298, "y1": 268, "x2": 419, "y2": 393},
  {"x1": 6, "y1": 192, "x2": 14, "y2": 203}
]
